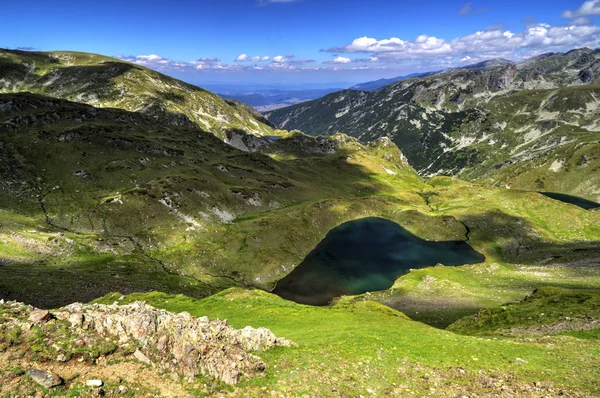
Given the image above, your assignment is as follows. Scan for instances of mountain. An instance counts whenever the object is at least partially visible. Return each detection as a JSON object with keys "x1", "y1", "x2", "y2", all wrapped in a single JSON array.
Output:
[
  {"x1": 267, "y1": 48, "x2": 600, "y2": 201},
  {"x1": 0, "y1": 49, "x2": 274, "y2": 139},
  {"x1": 2, "y1": 48, "x2": 600, "y2": 397},
  {"x1": 0, "y1": 91, "x2": 425, "y2": 307},
  {"x1": 350, "y1": 71, "x2": 441, "y2": 91}
]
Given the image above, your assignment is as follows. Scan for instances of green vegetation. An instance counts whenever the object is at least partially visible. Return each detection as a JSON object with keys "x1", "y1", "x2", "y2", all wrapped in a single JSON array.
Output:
[
  {"x1": 448, "y1": 286, "x2": 600, "y2": 336},
  {"x1": 92, "y1": 288, "x2": 600, "y2": 396},
  {"x1": 267, "y1": 49, "x2": 600, "y2": 202}
]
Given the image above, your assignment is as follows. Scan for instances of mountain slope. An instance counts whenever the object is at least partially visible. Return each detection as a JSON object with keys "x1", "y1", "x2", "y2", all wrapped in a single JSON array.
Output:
[
  {"x1": 0, "y1": 49, "x2": 274, "y2": 139},
  {"x1": 0, "y1": 92, "x2": 429, "y2": 307},
  {"x1": 267, "y1": 48, "x2": 600, "y2": 201}
]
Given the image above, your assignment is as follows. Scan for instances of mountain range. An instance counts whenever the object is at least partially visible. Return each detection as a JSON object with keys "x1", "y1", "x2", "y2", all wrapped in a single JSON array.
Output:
[
  {"x1": 267, "y1": 48, "x2": 600, "y2": 202},
  {"x1": 1, "y1": 47, "x2": 600, "y2": 397}
]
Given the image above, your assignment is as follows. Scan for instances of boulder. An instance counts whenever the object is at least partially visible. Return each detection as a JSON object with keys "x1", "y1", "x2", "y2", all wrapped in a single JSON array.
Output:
[
  {"x1": 27, "y1": 369, "x2": 63, "y2": 388},
  {"x1": 28, "y1": 309, "x2": 51, "y2": 324}
]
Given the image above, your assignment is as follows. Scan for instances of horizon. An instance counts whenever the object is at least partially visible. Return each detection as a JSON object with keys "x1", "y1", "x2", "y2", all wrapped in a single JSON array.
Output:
[{"x1": 2, "y1": 0, "x2": 600, "y2": 86}]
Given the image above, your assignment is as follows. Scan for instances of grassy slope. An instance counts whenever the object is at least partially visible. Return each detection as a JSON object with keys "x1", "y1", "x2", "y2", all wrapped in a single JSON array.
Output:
[
  {"x1": 0, "y1": 48, "x2": 273, "y2": 139},
  {"x1": 267, "y1": 62, "x2": 600, "y2": 201},
  {"x1": 92, "y1": 289, "x2": 600, "y2": 397},
  {"x1": 0, "y1": 93, "x2": 431, "y2": 307},
  {"x1": 1, "y1": 93, "x2": 599, "y2": 326},
  {"x1": 448, "y1": 286, "x2": 600, "y2": 337}
]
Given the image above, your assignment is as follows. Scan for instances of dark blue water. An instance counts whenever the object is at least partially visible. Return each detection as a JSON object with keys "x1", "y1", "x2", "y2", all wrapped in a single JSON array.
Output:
[
  {"x1": 540, "y1": 192, "x2": 600, "y2": 210},
  {"x1": 273, "y1": 217, "x2": 485, "y2": 305},
  {"x1": 266, "y1": 136, "x2": 281, "y2": 141}
]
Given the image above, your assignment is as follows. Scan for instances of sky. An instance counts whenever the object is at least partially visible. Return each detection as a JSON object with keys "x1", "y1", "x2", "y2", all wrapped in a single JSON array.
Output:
[{"x1": 2, "y1": 0, "x2": 600, "y2": 86}]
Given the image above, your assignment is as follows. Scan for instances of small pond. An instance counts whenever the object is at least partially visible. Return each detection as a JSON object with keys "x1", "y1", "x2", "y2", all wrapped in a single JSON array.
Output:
[
  {"x1": 273, "y1": 217, "x2": 485, "y2": 305},
  {"x1": 540, "y1": 192, "x2": 600, "y2": 210}
]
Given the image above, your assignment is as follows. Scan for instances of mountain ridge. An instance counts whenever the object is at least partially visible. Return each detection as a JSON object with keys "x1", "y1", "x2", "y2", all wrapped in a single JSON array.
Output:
[
  {"x1": 266, "y1": 47, "x2": 600, "y2": 201},
  {"x1": 0, "y1": 48, "x2": 274, "y2": 139}
]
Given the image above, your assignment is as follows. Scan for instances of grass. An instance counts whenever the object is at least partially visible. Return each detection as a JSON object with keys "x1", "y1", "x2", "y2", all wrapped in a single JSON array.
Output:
[
  {"x1": 93, "y1": 288, "x2": 600, "y2": 396},
  {"x1": 448, "y1": 286, "x2": 600, "y2": 336}
]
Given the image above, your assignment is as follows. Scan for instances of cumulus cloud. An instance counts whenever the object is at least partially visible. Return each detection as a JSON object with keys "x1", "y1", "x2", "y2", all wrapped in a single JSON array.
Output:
[
  {"x1": 235, "y1": 54, "x2": 272, "y2": 63},
  {"x1": 273, "y1": 55, "x2": 287, "y2": 63},
  {"x1": 325, "y1": 21, "x2": 600, "y2": 63},
  {"x1": 562, "y1": 0, "x2": 600, "y2": 18},
  {"x1": 116, "y1": 51, "x2": 313, "y2": 74},
  {"x1": 323, "y1": 56, "x2": 352, "y2": 64}
]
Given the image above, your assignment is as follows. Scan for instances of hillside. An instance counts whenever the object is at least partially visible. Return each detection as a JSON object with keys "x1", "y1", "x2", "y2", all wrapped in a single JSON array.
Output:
[
  {"x1": 267, "y1": 48, "x2": 600, "y2": 201},
  {"x1": 0, "y1": 49, "x2": 274, "y2": 139},
  {"x1": 0, "y1": 91, "x2": 432, "y2": 308},
  {"x1": 3, "y1": 288, "x2": 600, "y2": 397},
  {"x1": 448, "y1": 286, "x2": 600, "y2": 337}
]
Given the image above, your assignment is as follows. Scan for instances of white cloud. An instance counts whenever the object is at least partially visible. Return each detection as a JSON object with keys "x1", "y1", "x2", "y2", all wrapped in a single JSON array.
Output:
[
  {"x1": 323, "y1": 56, "x2": 352, "y2": 64},
  {"x1": 235, "y1": 53, "x2": 249, "y2": 62},
  {"x1": 251, "y1": 56, "x2": 261, "y2": 62},
  {"x1": 261, "y1": 55, "x2": 270, "y2": 61},
  {"x1": 562, "y1": 0, "x2": 600, "y2": 18},
  {"x1": 273, "y1": 55, "x2": 287, "y2": 63},
  {"x1": 333, "y1": 56, "x2": 351, "y2": 63},
  {"x1": 326, "y1": 21, "x2": 600, "y2": 62}
]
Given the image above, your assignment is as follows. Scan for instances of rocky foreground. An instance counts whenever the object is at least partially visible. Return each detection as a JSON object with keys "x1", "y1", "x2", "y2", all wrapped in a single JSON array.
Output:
[{"x1": 0, "y1": 298, "x2": 293, "y2": 395}]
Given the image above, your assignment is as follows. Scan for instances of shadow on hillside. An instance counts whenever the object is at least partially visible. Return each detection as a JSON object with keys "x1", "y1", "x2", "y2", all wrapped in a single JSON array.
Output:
[
  {"x1": 462, "y1": 210, "x2": 600, "y2": 265},
  {"x1": 0, "y1": 92, "x2": 400, "y2": 308},
  {"x1": 39, "y1": 62, "x2": 137, "y2": 95}
]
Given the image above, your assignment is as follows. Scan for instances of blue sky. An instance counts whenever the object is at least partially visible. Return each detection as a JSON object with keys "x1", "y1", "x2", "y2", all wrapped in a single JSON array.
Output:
[{"x1": 2, "y1": 0, "x2": 600, "y2": 85}]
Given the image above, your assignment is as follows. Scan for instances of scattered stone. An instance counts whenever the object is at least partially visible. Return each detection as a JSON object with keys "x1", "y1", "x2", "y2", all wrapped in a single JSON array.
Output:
[
  {"x1": 69, "y1": 312, "x2": 84, "y2": 327},
  {"x1": 134, "y1": 349, "x2": 152, "y2": 365},
  {"x1": 27, "y1": 369, "x2": 63, "y2": 389},
  {"x1": 28, "y1": 309, "x2": 51, "y2": 324},
  {"x1": 87, "y1": 379, "x2": 103, "y2": 387},
  {"x1": 118, "y1": 385, "x2": 128, "y2": 394},
  {"x1": 56, "y1": 354, "x2": 67, "y2": 362}
]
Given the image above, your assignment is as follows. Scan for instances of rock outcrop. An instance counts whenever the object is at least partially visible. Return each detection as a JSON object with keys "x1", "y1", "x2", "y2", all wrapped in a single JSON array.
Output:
[{"x1": 3, "y1": 300, "x2": 294, "y2": 385}]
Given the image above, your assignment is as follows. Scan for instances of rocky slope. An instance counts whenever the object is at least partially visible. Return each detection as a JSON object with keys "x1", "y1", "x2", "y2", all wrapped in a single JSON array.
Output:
[
  {"x1": 0, "y1": 297, "x2": 292, "y2": 396},
  {"x1": 267, "y1": 48, "x2": 600, "y2": 201},
  {"x1": 0, "y1": 49, "x2": 274, "y2": 139}
]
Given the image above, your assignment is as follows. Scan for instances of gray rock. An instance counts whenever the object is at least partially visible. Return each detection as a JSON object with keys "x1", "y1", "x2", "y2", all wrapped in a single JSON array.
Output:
[
  {"x1": 68, "y1": 312, "x2": 84, "y2": 327},
  {"x1": 27, "y1": 369, "x2": 63, "y2": 388},
  {"x1": 86, "y1": 379, "x2": 103, "y2": 387},
  {"x1": 134, "y1": 349, "x2": 152, "y2": 365},
  {"x1": 28, "y1": 309, "x2": 51, "y2": 324},
  {"x1": 579, "y1": 68, "x2": 593, "y2": 83},
  {"x1": 56, "y1": 301, "x2": 293, "y2": 385}
]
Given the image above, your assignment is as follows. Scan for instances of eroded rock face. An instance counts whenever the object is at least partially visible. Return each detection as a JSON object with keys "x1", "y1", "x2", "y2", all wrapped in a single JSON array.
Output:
[
  {"x1": 3, "y1": 300, "x2": 293, "y2": 385},
  {"x1": 52, "y1": 301, "x2": 293, "y2": 385}
]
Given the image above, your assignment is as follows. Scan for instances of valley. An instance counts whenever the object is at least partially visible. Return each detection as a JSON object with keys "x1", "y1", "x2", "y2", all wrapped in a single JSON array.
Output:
[{"x1": 0, "y1": 46, "x2": 599, "y2": 397}]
